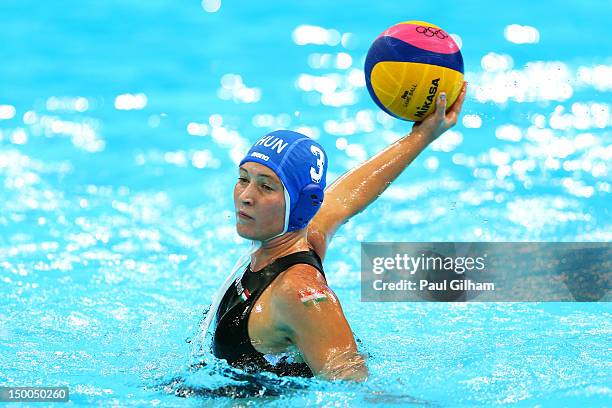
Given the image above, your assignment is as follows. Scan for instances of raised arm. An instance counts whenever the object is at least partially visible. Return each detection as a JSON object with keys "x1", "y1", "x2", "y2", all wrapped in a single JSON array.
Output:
[{"x1": 308, "y1": 83, "x2": 467, "y2": 257}]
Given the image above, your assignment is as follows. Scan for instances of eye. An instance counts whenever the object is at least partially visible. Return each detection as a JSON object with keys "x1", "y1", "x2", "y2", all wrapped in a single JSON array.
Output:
[
  {"x1": 261, "y1": 184, "x2": 273, "y2": 191},
  {"x1": 238, "y1": 177, "x2": 248, "y2": 183}
]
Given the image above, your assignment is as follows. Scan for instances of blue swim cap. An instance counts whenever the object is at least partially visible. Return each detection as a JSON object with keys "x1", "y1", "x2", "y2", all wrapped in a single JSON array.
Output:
[{"x1": 239, "y1": 130, "x2": 327, "y2": 234}]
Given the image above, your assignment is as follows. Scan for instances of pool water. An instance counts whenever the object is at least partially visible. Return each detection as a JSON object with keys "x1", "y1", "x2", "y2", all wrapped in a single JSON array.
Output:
[{"x1": 0, "y1": 0, "x2": 610, "y2": 406}]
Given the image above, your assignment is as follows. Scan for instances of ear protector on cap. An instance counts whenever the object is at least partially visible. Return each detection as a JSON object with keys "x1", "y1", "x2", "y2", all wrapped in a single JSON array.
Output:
[{"x1": 288, "y1": 183, "x2": 325, "y2": 231}]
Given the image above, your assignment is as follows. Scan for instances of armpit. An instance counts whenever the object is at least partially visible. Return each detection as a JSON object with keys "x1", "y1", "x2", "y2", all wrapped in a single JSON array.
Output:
[{"x1": 306, "y1": 226, "x2": 327, "y2": 261}]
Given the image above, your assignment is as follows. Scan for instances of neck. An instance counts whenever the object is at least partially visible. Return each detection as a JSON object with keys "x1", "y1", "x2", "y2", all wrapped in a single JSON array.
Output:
[{"x1": 250, "y1": 229, "x2": 308, "y2": 271}]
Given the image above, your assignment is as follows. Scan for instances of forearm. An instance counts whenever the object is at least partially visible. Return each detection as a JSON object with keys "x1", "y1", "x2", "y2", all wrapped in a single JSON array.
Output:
[
  {"x1": 313, "y1": 83, "x2": 466, "y2": 241},
  {"x1": 325, "y1": 130, "x2": 432, "y2": 221},
  {"x1": 317, "y1": 350, "x2": 369, "y2": 382},
  {"x1": 321, "y1": 364, "x2": 368, "y2": 382}
]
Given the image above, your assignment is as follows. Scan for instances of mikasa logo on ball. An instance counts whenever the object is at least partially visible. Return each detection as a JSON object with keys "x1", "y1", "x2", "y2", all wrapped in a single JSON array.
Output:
[{"x1": 414, "y1": 78, "x2": 440, "y2": 119}]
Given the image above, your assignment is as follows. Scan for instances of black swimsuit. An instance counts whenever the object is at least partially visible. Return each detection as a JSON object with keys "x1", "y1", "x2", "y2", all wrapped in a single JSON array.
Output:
[{"x1": 212, "y1": 249, "x2": 325, "y2": 377}]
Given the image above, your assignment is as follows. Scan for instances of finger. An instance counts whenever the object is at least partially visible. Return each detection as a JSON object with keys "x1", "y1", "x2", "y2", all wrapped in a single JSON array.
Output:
[
  {"x1": 449, "y1": 81, "x2": 468, "y2": 116},
  {"x1": 445, "y1": 82, "x2": 467, "y2": 126},
  {"x1": 435, "y1": 92, "x2": 447, "y2": 121}
]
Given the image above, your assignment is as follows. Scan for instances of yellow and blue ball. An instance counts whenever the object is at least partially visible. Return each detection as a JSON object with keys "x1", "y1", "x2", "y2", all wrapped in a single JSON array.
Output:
[{"x1": 365, "y1": 21, "x2": 464, "y2": 122}]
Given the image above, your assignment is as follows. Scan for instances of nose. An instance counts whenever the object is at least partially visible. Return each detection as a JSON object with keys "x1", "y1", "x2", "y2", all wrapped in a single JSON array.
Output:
[{"x1": 238, "y1": 182, "x2": 255, "y2": 206}]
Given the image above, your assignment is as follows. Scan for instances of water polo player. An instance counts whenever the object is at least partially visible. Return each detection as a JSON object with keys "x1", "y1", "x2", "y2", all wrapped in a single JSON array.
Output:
[{"x1": 202, "y1": 83, "x2": 467, "y2": 381}]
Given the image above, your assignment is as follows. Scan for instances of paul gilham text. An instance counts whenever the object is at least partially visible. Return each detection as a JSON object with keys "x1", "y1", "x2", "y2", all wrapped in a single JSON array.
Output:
[{"x1": 373, "y1": 279, "x2": 495, "y2": 291}]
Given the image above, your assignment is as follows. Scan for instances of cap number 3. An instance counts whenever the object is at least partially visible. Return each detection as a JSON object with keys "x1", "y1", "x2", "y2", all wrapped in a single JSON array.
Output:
[{"x1": 309, "y1": 145, "x2": 325, "y2": 183}]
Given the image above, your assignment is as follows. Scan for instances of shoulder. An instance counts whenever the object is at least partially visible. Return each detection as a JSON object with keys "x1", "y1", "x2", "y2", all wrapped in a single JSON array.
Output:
[
  {"x1": 274, "y1": 263, "x2": 328, "y2": 297},
  {"x1": 271, "y1": 263, "x2": 337, "y2": 314}
]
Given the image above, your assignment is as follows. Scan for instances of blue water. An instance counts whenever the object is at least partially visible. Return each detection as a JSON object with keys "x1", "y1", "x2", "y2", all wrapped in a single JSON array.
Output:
[{"x1": 1, "y1": 0, "x2": 611, "y2": 406}]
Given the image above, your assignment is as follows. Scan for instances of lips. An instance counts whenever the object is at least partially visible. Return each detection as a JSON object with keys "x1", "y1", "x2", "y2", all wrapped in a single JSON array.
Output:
[{"x1": 237, "y1": 210, "x2": 254, "y2": 220}]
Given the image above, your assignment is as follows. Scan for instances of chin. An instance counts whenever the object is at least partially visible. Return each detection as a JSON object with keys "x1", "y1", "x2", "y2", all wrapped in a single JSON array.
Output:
[{"x1": 236, "y1": 225, "x2": 257, "y2": 240}]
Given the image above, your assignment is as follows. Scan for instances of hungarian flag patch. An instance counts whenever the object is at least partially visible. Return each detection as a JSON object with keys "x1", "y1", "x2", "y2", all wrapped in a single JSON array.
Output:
[{"x1": 299, "y1": 289, "x2": 328, "y2": 306}]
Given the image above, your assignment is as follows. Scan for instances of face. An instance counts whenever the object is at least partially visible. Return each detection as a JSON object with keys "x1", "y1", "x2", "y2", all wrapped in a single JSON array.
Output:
[{"x1": 233, "y1": 162, "x2": 286, "y2": 241}]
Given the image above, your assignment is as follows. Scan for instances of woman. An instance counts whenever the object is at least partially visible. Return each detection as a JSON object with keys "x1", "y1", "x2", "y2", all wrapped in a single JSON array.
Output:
[{"x1": 207, "y1": 84, "x2": 467, "y2": 381}]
